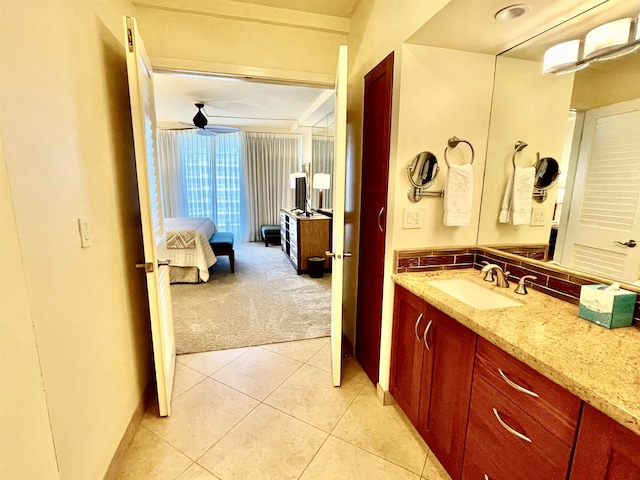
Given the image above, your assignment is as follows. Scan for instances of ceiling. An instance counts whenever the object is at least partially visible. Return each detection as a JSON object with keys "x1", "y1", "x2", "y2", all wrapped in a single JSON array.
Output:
[
  {"x1": 154, "y1": 73, "x2": 335, "y2": 132},
  {"x1": 221, "y1": 0, "x2": 362, "y2": 17}
]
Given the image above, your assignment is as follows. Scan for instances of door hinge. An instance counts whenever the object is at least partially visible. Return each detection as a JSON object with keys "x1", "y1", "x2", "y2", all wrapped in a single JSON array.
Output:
[{"x1": 126, "y1": 18, "x2": 134, "y2": 52}]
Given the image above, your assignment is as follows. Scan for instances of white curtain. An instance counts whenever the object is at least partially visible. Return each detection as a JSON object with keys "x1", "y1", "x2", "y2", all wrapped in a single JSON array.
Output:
[
  {"x1": 157, "y1": 129, "x2": 243, "y2": 238},
  {"x1": 242, "y1": 132, "x2": 301, "y2": 241},
  {"x1": 311, "y1": 135, "x2": 334, "y2": 209},
  {"x1": 157, "y1": 130, "x2": 188, "y2": 218}
]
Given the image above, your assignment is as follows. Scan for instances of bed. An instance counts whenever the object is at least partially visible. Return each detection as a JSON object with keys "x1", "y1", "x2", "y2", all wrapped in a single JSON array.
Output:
[{"x1": 164, "y1": 217, "x2": 217, "y2": 283}]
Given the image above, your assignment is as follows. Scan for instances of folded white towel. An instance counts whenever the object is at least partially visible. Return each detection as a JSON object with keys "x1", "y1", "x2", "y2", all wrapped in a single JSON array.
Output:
[
  {"x1": 443, "y1": 163, "x2": 473, "y2": 226},
  {"x1": 499, "y1": 166, "x2": 535, "y2": 225}
]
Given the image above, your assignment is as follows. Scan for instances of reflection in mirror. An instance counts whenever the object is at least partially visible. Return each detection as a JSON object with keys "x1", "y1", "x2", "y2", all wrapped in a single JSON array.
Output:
[
  {"x1": 408, "y1": 151, "x2": 439, "y2": 187},
  {"x1": 534, "y1": 157, "x2": 560, "y2": 189},
  {"x1": 311, "y1": 110, "x2": 334, "y2": 211},
  {"x1": 478, "y1": 1, "x2": 640, "y2": 285},
  {"x1": 406, "y1": 151, "x2": 444, "y2": 202}
]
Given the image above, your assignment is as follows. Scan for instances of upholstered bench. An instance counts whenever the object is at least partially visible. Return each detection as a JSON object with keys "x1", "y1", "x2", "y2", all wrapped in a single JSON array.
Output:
[
  {"x1": 209, "y1": 232, "x2": 235, "y2": 273},
  {"x1": 260, "y1": 225, "x2": 281, "y2": 247}
]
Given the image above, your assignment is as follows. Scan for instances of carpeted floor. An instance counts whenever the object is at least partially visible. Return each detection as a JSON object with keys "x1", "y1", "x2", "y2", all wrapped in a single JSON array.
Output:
[{"x1": 171, "y1": 241, "x2": 331, "y2": 354}]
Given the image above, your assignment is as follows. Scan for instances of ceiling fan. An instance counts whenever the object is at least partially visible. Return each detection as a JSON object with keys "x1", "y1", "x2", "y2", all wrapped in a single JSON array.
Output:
[{"x1": 178, "y1": 103, "x2": 240, "y2": 136}]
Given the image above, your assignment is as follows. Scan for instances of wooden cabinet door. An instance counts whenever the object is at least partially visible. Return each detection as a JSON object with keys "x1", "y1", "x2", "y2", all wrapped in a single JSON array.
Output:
[
  {"x1": 390, "y1": 286, "x2": 427, "y2": 425},
  {"x1": 570, "y1": 404, "x2": 640, "y2": 480},
  {"x1": 417, "y1": 307, "x2": 477, "y2": 480},
  {"x1": 355, "y1": 192, "x2": 387, "y2": 384}
]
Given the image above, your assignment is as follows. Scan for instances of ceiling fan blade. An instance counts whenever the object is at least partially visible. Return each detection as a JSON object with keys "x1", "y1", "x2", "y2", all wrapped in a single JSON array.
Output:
[
  {"x1": 204, "y1": 125, "x2": 241, "y2": 134},
  {"x1": 196, "y1": 128, "x2": 216, "y2": 136}
]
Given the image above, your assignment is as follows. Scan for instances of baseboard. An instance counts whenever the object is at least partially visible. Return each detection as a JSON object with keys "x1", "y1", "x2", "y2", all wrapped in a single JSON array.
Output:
[
  {"x1": 103, "y1": 382, "x2": 153, "y2": 480},
  {"x1": 376, "y1": 383, "x2": 396, "y2": 406}
]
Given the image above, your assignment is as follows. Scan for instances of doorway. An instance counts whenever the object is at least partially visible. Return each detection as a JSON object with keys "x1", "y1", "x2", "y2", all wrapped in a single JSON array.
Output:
[{"x1": 152, "y1": 70, "x2": 337, "y2": 354}]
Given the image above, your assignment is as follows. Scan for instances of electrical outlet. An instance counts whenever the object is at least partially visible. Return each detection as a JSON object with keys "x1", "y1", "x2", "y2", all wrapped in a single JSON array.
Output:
[
  {"x1": 403, "y1": 207, "x2": 424, "y2": 229},
  {"x1": 530, "y1": 207, "x2": 545, "y2": 226}
]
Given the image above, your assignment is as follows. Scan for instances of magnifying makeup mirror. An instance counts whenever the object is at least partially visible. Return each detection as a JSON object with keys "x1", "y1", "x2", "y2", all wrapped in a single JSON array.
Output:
[
  {"x1": 407, "y1": 151, "x2": 443, "y2": 202},
  {"x1": 533, "y1": 156, "x2": 560, "y2": 202}
]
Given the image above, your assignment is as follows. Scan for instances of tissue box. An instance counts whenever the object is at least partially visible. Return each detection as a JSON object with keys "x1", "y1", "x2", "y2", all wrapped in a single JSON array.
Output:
[{"x1": 578, "y1": 284, "x2": 637, "y2": 329}]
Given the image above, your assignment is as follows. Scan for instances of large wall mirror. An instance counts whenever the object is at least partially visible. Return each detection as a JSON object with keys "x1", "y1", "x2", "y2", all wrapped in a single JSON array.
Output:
[
  {"x1": 311, "y1": 110, "x2": 335, "y2": 211},
  {"x1": 477, "y1": 0, "x2": 640, "y2": 285}
]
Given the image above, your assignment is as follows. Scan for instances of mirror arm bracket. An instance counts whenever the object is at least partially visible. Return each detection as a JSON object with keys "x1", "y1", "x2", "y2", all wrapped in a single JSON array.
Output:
[{"x1": 408, "y1": 186, "x2": 445, "y2": 202}]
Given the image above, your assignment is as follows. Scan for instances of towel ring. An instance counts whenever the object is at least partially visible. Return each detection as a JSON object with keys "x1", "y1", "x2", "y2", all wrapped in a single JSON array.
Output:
[
  {"x1": 512, "y1": 140, "x2": 529, "y2": 167},
  {"x1": 444, "y1": 136, "x2": 474, "y2": 167}
]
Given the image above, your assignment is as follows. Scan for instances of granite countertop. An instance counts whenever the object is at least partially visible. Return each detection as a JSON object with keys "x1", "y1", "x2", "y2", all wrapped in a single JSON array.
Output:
[{"x1": 392, "y1": 269, "x2": 640, "y2": 436}]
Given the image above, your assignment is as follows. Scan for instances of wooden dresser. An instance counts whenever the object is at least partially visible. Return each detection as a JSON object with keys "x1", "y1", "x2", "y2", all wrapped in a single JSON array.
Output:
[{"x1": 280, "y1": 209, "x2": 331, "y2": 274}]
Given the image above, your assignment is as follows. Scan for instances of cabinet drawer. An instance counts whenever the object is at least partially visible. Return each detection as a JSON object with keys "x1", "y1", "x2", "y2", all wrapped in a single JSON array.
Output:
[
  {"x1": 462, "y1": 376, "x2": 573, "y2": 480},
  {"x1": 475, "y1": 338, "x2": 580, "y2": 446}
]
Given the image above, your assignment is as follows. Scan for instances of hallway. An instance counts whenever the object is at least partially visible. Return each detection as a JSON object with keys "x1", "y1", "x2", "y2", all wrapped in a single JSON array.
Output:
[{"x1": 116, "y1": 337, "x2": 451, "y2": 479}]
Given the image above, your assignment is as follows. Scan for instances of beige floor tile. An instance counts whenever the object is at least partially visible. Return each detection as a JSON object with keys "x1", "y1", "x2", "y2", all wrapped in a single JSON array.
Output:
[
  {"x1": 306, "y1": 341, "x2": 331, "y2": 372},
  {"x1": 115, "y1": 426, "x2": 192, "y2": 480},
  {"x1": 210, "y1": 347, "x2": 302, "y2": 400},
  {"x1": 264, "y1": 358, "x2": 367, "y2": 432},
  {"x1": 142, "y1": 378, "x2": 258, "y2": 460},
  {"x1": 198, "y1": 404, "x2": 327, "y2": 480},
  {"x1": 177, "y1": 346, "x2": 251, "y2": 376},
  {"x1": 173, "y1": 363, "x2": 207, "y2": 399},
  {"x1": 421, "y1": 451, "x2": 452, "y2": 480},
  {"x1": 260, "y1": 336, "x2": 329, "y2": 363},
  {"x1": 332, "y1": 383, "x2": 429, "y2": 475},
  {"x1": 176, "y1": 463, "x2": 221, "y2": 480},
  {"x1": 299, "y1": 436, "x2": 420, "y2": 480}
]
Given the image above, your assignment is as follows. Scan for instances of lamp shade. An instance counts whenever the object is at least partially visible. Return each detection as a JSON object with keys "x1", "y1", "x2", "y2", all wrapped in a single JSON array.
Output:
[
  {"x1": 290, "y1": 172, "x2": 306, "y2": 188},
  {"x1": 313, "y1": 173, "x2": 331, "y2": 190},
  {"x1": 542, "y1": 40, "x2": 583, "y2": 74},
  {"x1": 584, "y1": 18, "x2": 633, "y2": 60}
]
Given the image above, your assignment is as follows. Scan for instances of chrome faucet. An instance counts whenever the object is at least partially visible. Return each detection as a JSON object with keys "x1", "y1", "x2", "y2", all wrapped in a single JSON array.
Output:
[{"x1": 480, "y1": 264, "x2": 510, "y2": 288}]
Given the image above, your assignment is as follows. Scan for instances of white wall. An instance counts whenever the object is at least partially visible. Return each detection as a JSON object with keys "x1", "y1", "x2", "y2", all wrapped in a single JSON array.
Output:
[
  {"x1": 0, "y1": 1, "x2": 153, "y2": 478},
  {"x1": 477, "y1": 56, "x2": 574, "y2": 245},
  {"x1": 135, "y1": 1, "x2": 346, "y2": 85}
]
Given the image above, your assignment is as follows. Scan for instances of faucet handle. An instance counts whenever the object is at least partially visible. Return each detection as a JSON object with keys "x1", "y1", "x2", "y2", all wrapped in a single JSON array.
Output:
[{"x1": 515, "y1": 275, "x2": 537, "y2": 295}]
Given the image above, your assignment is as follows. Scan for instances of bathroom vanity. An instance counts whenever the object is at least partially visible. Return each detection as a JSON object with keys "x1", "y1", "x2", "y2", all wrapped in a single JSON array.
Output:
[{"x1": 391, "y1": 269, "x2": 640, "y2": 480}]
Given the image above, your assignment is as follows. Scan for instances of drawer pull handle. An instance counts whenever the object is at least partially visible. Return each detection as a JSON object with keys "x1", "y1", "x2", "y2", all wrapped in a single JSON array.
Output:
[
  {"x1": 498, "y1": 369, "x2": 539, "y2": 398},
  {"x1": 414, "y1": 313, "x2": 423, "y2": 341},
  {"x1": 493, "y1": 408, "x2": 532, "y2": 443},
  {"x1": 423, "y1": 320, "x2": 433, "y2": 350}
]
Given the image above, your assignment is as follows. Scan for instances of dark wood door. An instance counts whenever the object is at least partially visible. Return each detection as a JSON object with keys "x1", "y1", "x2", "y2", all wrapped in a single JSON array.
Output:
[
  {"x1": 361, "y1": 53, "x2": 394, "y2": 194},
  {"x1": 389, "y1": 286, "x2": 427, "y2": 425},
  {"x1": 418, "y1": 307, "x2": 477, "y2": 480},
  {"x1": 356, "y1": 51, "x2": 394, "y2": 384},
  {"x1": 355, "y1": 192, "x2": 387, "y2": 383},
  {"x1": 570, "y1": 404, "x2": 640, "y2": 480}
]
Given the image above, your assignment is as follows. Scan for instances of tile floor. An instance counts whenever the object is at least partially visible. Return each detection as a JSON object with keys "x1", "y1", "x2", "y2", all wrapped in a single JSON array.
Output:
[{"x1": 116, "y1": 337, "x2": 452, "y2": 480}]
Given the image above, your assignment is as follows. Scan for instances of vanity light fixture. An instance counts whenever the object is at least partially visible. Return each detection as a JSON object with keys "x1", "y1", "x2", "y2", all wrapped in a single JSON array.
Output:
[
  {"x1": 495, "y1": 4, "x2": 531, "y2": 21},
  {"x1": 543, "y1": 14, "x2": 640, "y2": 74}
]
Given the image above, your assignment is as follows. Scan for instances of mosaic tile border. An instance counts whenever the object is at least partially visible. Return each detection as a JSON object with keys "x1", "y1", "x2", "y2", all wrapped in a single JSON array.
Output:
[{"x1": 395, "y1": 245, "x2": 640, "y2": 326}]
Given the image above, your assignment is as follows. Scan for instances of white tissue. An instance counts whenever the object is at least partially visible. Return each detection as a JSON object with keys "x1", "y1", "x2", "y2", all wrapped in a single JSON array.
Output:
[{"x1": 605, "y1": 282, "x2": 621, "y2": 291}]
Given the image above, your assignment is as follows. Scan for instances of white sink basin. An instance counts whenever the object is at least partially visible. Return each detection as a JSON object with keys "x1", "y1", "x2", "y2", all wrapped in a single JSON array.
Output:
[{"x1": 428, "y1": 279, "x2": 522, "y2": 310}]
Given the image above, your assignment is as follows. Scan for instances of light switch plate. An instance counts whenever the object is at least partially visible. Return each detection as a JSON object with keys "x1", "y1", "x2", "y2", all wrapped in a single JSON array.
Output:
[
  {"x1": 530, "y1": 207, "x2": 545, "y2": 226},
  {"x1": 403, "y1": 207, "x2": 424, "y2": 229},
  {"x1": 78, "y1": 218, "x2": 91, "y2": 248}
]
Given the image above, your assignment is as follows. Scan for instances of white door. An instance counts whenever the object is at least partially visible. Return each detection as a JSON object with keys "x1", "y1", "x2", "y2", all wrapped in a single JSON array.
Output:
[
  {"x1": 560, "y1": 98, "x2": 640, "y2": 282},
  {"x1": 329, "y1": 45, "x2": 348, "y2": 386},
  {"x1": 124, "y1": 16, "x2": 176, "y2": 416}
]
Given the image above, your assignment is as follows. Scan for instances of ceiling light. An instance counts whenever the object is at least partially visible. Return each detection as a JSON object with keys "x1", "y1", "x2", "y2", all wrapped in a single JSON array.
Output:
[
  {"x1": 584, "y1": 17, "x2": 635, "y2": 60},
  {"x1": 495, "y1": 4, "x2": 531, "y2": 21},
  {"x1": 542, "y1": 14, "x2": 640, "y2": 74}
]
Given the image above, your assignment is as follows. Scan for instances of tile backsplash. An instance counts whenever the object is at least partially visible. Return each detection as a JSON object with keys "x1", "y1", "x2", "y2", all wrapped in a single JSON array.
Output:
[{"x1": 395, "y1": 245, "x2": 640, "y2": 326}]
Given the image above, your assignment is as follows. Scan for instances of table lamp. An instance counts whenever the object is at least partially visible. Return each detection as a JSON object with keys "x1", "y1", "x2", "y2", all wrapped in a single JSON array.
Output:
[{"x1": 313, "y1": 173, "x2": 331, "y2": 209}]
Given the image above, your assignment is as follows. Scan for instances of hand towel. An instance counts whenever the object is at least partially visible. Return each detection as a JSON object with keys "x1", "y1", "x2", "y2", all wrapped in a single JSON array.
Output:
[
  {"x1": 499, "y1": 173, "x2": 514, "y2": 223},
  {"x1": 511, "y1": 166, "x2": 535, "y2": 225},
  {"x1": 443, "y1": 163, "x2": 473, "y2": 226}
]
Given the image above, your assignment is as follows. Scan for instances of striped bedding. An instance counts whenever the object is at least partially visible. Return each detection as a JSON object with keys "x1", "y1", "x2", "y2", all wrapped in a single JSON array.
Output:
[{"x1": 164, "y1": 217, "x2": 217, "y2": 282}]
